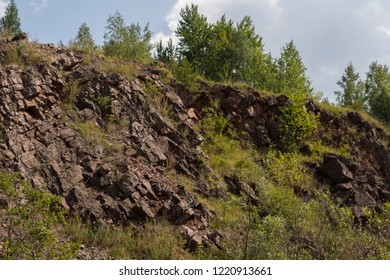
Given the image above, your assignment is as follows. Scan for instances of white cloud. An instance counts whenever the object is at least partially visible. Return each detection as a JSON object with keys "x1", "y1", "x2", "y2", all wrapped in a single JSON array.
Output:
[
  {"x1": 0, "y1": 0, "x2": 7, "y2": 17},
  {"x1": 377, "y1": 25, "x2": 390, "y2": 36},
  {"x1": 165, "y1": 0, "x2": 283, "y2": 36},
  {"x1": 29, "y1": 0, "x2": 48, "y2": 15}
]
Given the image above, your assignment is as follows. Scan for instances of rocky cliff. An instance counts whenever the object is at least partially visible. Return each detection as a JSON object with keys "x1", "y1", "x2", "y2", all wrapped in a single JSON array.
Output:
[{"x1": 0, "y1": 38, "x2": 389, "y2": 259}]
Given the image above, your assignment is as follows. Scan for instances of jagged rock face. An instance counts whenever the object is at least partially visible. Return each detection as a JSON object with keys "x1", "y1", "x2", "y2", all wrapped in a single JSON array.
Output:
[
  {"x1": 175, "y1": 83, "x2": 292, "y2": 148},
  {"x1": 317, "y1": 152, "x2": 390, "y2": 221},
  {"x1": 0, "y1": 41, "x2": 216, "y2": 248}
]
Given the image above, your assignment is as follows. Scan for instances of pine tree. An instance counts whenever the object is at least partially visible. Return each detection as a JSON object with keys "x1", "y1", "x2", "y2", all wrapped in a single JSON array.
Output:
[
  {"x1": 365, "y1": 62, "x2": 390, "y2": 123},
  {"x1": 72, "y1": 23, "x2": 95, "y2": 51},
  {"x1": 0, "y1": 0, "x2": 21, "y2": 36},
  {"x1": 335, "y1": 62, "x2": 365, "y2": 110},
  {"x1": 276, "y1": 40, "x2": 312, "y2": 101},
  {"x1": 156, "y1": 38, "x2": 176, "y2": 67}
]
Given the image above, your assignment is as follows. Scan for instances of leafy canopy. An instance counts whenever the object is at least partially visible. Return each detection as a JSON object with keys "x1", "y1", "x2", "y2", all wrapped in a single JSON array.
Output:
[
  {"x1": 335, "y1": 62, "x2": 365, "y2": 110},
  {"x1": 103, "y1": 11, "x2": 152, "y2": 61},
  {"x1": 365, "y1": 62, "x2": 390, "y2": 123}
]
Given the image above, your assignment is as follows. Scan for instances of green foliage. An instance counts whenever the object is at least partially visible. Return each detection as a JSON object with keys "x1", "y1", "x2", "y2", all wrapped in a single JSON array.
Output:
[
  {"x1": 155, "y1": 38, "x2": 177, "y2": 68},
  {"x1": 22, "y1": 43, "x2": 49, "y2": 66},
  {"x1": 64, "y1": 219, "x2": 193, "y2": 259},
  {"x1": 70, "y1": 23, "x2": 95, "y2": 52},
  {"x1": 94, "y1": 96, "x2": 111, "y2": 112},
  {"x1": 175, "y1": 5, "x2": 269, "y2": 88},
  {"x1": 69, "y1": 120, "x2": 110, "y2": 150},
  {"x1": 274, "y1": 41, "x2": 313, "y2": 101},
  {"x1": 365, "y1": 61, "x2": 390, "y2": 123},
  {"x1": 103, "y1": 11, "x2": 152, "y2": 61},
  {"x1": 176, "y1": 4, "x2": 210, "y2": 73},
  {"x1": 335, "y1": 62, "x2": 366, "y2": 110},
  {"x1": 142, "y1": 81, "x2": 172, "y2": 120},
  {"x1": 0, "y1": 0, "x2": 21, "y2": 36},
  {"x1": 264, "y1": 150, "x2": 307, "y2": 189},
  {"x1": 0, "y1": 173, "x2": 79, "y2": 259},
  {"x1": 2, "y1": 42, "x2": 48, "y2": 68},
  {"x1": 172, "y1": 57, "x2": 199, "y2": 91},
  {"x1": 277, "y1": 104, "x2": 319, "y2": 151},
  {"x1": 201, "y1": 109, "x2": 260, "y2": 183}
]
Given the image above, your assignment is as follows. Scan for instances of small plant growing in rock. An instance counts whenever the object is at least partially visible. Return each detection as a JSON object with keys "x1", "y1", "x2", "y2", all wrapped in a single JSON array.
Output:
[
  {"x1": 63, "y1": 80, "x2": 81, "y2": 104},
  {"x1": 3, "y1": 44, "x2": 23, "y2": 67}
]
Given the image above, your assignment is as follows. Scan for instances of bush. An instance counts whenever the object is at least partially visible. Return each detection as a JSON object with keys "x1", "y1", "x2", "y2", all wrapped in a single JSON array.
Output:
[
  {"x1": 173, "y1": 58, "x2": 199, "y2": 91},
  {"x1": 0, "y1": 173, "x2": 79, "y2": 259},
  {"x1": 277, "y1": 104, "x2": 319, "y2": 151}
]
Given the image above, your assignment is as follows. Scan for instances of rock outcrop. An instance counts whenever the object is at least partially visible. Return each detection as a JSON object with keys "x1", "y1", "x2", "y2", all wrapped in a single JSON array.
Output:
[{"x1": 0, "y1": 41, "x2": 217, "y2": 248}]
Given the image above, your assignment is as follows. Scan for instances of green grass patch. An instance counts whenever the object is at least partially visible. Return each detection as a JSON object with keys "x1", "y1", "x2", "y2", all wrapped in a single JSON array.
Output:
[
  {"x1": 64, "y1": 219, "x2": 194, "y2": 260},
  {"x1": 100, "y1": 58, "x2": 138, "y2": 81}
]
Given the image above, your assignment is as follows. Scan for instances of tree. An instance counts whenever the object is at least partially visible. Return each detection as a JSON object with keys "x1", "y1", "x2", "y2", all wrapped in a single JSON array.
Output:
[
  {"x1": 275, "y1": 41, "x2": 312, "y2": 101},
  {"x1": 0, "y1": 0, "x2": 21, "y2": 36},
  {"x1": 334, "y1": 62, "x2": 365, "y2": 110},
  {"x1": 176, "y1": 4, "x2": 210, "y2": 73},
  {"x1": 229, "y1": 16, "x2": 266, "y2": 86},
  {"x1": 204, "y1": 14, "x2": 235, "y2": 81},
  {"x1": 365, "y1": 62, "x2": 390, "y2": 123},
  {"x1": 71, "y1": 23, "x2": 95, "y2": 51},
  {"x1": 156, "y1": 38, "x2": 177, "y2": 67},
  {"x1": 103, "y1": 11, "x2": 152, "y2": 61},
  {"x1": 176, "y1": 7, "x2": 268, "y2": 86}
]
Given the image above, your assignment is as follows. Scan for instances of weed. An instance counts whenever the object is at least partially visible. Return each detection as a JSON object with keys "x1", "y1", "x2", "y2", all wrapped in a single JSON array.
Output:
[
  {"x1": 69, "y1": 120, "x2": 110, "y2": 150},
  {"x1": 64, "y1": 219, "x2": 193, "y2": 259},
  {"x1": 100, "y1": 58, "x2": 138, "y2": 81},
  {"x1": 3, "y1": 44, "x2": 23, "y2": 67},
  {"x1": 142, "y1": 81, "x2": 173, "y2": 120},
  {"x1": 63, "y1": 81, "x2": 81, "y2": 105}
]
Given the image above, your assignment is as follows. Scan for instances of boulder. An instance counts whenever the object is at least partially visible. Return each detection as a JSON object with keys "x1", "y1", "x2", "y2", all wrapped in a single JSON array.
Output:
[{"x1": 319, "y1": 154, "x2": 354, "y2": 183}]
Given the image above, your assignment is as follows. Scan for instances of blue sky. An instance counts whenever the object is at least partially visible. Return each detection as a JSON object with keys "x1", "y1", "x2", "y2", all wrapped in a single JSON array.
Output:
[
  {"x1": 8, "y1": 0, "x2": 176, "y2": 45},
  {"x1": 3, "y1": 0, "x2": 390, "y2": 102}
]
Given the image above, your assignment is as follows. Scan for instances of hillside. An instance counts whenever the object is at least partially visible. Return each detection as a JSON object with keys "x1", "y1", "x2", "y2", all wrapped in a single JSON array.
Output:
[{"x1": 0, "y1": 36, "x2": 389, "y2": 260}]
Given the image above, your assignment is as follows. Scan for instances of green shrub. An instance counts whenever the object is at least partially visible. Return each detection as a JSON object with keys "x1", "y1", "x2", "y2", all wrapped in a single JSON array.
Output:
[
  {"x1": 263, "y1": 150, "x2": 307, "y2": 189},
  {"x1": 173, "y1": 58, "x2": 199, "y2": 91},
  {"x1": 0, "y1": 173, "x2": 79, "y2": 259},
  {"x1": 277, "y1": 104, "x2": 319, "y2": 151},
  {"x1": 201, "y1": 109, "x2": 260, "y2": 183}
]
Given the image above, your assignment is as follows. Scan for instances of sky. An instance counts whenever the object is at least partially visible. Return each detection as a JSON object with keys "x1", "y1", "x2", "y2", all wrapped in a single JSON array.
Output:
[{"x1": 2, "y1": 0, "x2": 390, "y2": 102}]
